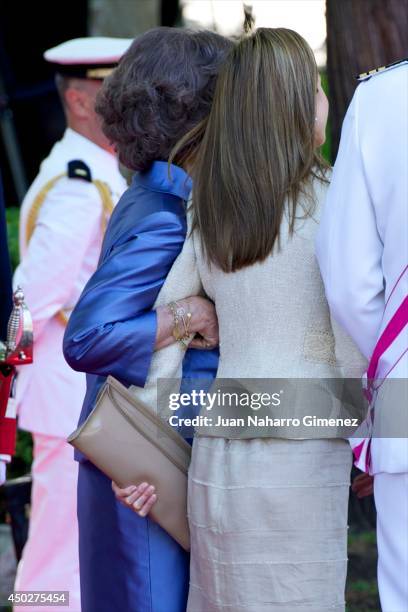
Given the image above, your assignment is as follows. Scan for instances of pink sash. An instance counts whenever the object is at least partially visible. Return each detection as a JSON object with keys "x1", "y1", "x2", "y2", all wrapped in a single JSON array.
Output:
[{"x1": 351, "y1": 276, "x2": 408, "y2": 473}]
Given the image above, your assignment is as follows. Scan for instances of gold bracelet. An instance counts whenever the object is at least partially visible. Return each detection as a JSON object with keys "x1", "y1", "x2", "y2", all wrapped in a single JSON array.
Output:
[{"x1": 167, "y1": 301, "x2": 193, "y2": 349}]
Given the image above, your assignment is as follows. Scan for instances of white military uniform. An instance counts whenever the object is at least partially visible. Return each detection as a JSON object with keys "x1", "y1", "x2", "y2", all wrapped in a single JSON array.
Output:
[
  {"x1": 11, "y1": 38, "x2": 130, "y2": 612},
  {"x1": 14, "y1": 129, "x2": 126, "y2": 436},
  {"x1": 316, "y1": 61, "x2": 408, "y2": 612},
  {"x1": 13, "y1": 127, "x2": 127, "y2": 612}
]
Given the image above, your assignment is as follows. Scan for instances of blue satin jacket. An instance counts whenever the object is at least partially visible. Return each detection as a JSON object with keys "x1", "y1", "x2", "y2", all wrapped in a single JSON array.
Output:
[
  {"x1": 63, "y1": 161, "x2": 218, "y2": 459},
  {"x1": 64, "y1": 162, "x2": 218, "y2": 612}
]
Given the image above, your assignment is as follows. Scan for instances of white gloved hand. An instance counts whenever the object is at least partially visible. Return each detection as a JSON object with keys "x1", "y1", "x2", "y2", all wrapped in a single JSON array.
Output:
[{"x1": 0, "y1": 460, "x2": 6, "y2": 486}]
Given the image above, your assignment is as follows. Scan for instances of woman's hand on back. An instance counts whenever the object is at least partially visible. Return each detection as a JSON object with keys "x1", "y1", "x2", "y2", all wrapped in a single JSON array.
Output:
[
  {"x1": 155, "y1": 296, "x2": 219, "y2": 350},
  {"x1": 182, "y1": 296, "x2": 219, "y2": 349}
]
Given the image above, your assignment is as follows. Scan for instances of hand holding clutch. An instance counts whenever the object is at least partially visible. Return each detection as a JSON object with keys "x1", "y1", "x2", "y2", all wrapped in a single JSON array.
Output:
[
  {"x1": 67, "y1": 376, "x2": 192, "y2": 551},
  {"x1": 112, "y1": 481, "x2": 158, "y2": 517}
]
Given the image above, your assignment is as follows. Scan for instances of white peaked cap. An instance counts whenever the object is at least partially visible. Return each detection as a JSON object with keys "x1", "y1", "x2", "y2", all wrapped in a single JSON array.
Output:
[{"x1": 44, "y1": 37, "x2": 133, "y2": 79}]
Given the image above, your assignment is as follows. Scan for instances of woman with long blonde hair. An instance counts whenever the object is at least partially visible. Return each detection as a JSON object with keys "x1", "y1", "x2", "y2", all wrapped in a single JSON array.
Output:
[{"x1": 184, "y1": 28, "x2": 365, "y2": 611}]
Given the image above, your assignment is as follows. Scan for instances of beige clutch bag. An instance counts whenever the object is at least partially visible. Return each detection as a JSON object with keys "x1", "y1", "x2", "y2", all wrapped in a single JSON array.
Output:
[{"x1": 67, "y1": 376, "x2": 191, "y2": 551}]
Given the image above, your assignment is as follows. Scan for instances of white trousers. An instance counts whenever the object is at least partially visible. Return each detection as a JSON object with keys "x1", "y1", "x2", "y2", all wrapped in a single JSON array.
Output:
[
  {"x1": 375, "y1": 473, "x2": 408, "y2": 612},
  {"x1": 14, "y1": 433, "x2": 81, "y2": 612}
]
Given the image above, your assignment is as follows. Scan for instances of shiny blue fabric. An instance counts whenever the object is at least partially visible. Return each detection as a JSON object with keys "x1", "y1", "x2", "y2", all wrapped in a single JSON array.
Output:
[
  {"x1": 63, "y1": 162, "x2": 218, "y2": 612},
  {"x1": 77, "y1": 460, "x2": 190, "y2": 612}
]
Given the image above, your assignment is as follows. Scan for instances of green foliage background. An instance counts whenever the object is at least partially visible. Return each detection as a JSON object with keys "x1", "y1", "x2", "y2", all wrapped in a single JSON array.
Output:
[
  {"x1": 320, "y1": 71, "x2": 332, "y2": 164},
  {"x1": 5, "y1": 207, "x2": 19, "y2": 271}
]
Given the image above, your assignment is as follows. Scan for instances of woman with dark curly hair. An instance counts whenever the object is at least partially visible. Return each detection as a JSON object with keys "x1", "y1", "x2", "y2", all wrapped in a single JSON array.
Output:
[{"x1": 63, "y1": 27, "x2": 232, "y2": 612}]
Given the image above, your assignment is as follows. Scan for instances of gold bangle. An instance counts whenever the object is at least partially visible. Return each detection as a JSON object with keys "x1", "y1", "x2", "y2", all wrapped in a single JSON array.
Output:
[{"x1": 167, "y1": 301, "x2": 192, "y2": 349}]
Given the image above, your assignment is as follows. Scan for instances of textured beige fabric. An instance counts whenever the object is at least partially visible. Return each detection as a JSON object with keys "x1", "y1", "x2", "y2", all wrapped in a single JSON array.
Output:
[
  {"x1": 187, "y1": 437, "x2": 352, "y2": 612},
  {"x1": 193, "y1": 175, "x2": 366, "y2": 380}
]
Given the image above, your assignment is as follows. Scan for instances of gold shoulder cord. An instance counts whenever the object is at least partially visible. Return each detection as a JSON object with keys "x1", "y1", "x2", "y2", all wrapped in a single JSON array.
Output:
[{"x1": 25, "y1": 174, "x2": 114, "y2": 326}]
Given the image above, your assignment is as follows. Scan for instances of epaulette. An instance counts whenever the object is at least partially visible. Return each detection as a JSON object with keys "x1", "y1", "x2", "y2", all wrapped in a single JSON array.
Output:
[
  {"x1": 357, "y1": 57, "x2": 408, "y2": 81},
  {"x1": 67, "y1": 160, "x2": 92, "y2": 182}
]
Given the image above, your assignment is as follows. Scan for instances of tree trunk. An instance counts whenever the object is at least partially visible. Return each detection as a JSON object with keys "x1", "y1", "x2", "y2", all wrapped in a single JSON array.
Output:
[
  {"x1": 326, "y1": 0, "x2": 408, "y2": 160},
  {"x1": 89, "y1": 0, "x2": 160, "y2": 37},
  {"x1": 161, "y1": 0, "x2": 181, "y2": 27}
]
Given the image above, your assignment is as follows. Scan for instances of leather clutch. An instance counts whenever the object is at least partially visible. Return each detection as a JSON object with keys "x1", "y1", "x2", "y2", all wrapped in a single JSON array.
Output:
[{"x1": 67, "y1": 375, "x2": 191, "y2": 551}]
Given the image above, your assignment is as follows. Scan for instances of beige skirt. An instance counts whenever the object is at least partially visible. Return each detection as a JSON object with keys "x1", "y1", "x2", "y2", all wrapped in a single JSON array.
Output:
[{"x1": 187, "y1": 437, "x2": 352, "y2": 612}]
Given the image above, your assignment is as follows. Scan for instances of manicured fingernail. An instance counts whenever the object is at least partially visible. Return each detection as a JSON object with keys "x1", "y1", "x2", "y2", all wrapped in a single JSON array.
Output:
[
  {"x1": 133, "y1": 497, "x2": 144, "y2": 510},
  {"x1": 140, "y1": 494, "x2": 157, "y2": 517}
]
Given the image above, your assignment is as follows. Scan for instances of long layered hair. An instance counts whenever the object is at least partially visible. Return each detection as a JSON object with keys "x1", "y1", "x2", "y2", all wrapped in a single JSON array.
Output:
[{"x1": 190, "y1": 28, "x2": 328, "y2": 273}]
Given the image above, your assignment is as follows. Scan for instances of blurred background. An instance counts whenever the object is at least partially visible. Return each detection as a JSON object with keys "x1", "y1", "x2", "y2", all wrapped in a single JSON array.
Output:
[{"x1": 0, "y1": 1, "x2": 407, "y2": 610}]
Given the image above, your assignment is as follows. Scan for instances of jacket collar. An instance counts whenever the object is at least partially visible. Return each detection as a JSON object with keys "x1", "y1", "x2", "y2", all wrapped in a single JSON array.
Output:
[
  {"x1": 63, "y1": 128, "x2": 118, "y2": 170},
  {"x1": 134, "y1": 161, "x2": 192, "y2": 201}
]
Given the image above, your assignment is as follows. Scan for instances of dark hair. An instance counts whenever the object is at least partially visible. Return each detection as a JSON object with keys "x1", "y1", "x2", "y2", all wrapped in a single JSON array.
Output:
[
  {"x1": 95, "y1": 27, "x2": 233, "y2": 171},
  {"x1": 191, "y1": 28, "x2": 328, "y2": 273}
]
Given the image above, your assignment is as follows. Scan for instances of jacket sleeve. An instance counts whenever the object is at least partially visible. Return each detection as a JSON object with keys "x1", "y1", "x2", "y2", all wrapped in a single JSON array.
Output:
[
  {"x1": 63, "y1": 210, "x2": 185, "y2": 387},
  {"x1": 13, "y1": 178, "x2": 102, "y2": 340},
  {"x1": 316, "y1": 88, "x2": 384, "y2": 359}
]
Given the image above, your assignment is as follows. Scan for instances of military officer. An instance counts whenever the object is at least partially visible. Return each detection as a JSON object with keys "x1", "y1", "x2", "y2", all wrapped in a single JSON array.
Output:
[
  {"x1": 12, "y1": 37, "x2": 130, "y2": 611},
  {"x1": 316, "y1": 59, "x2": 408, "y2": 611}
]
